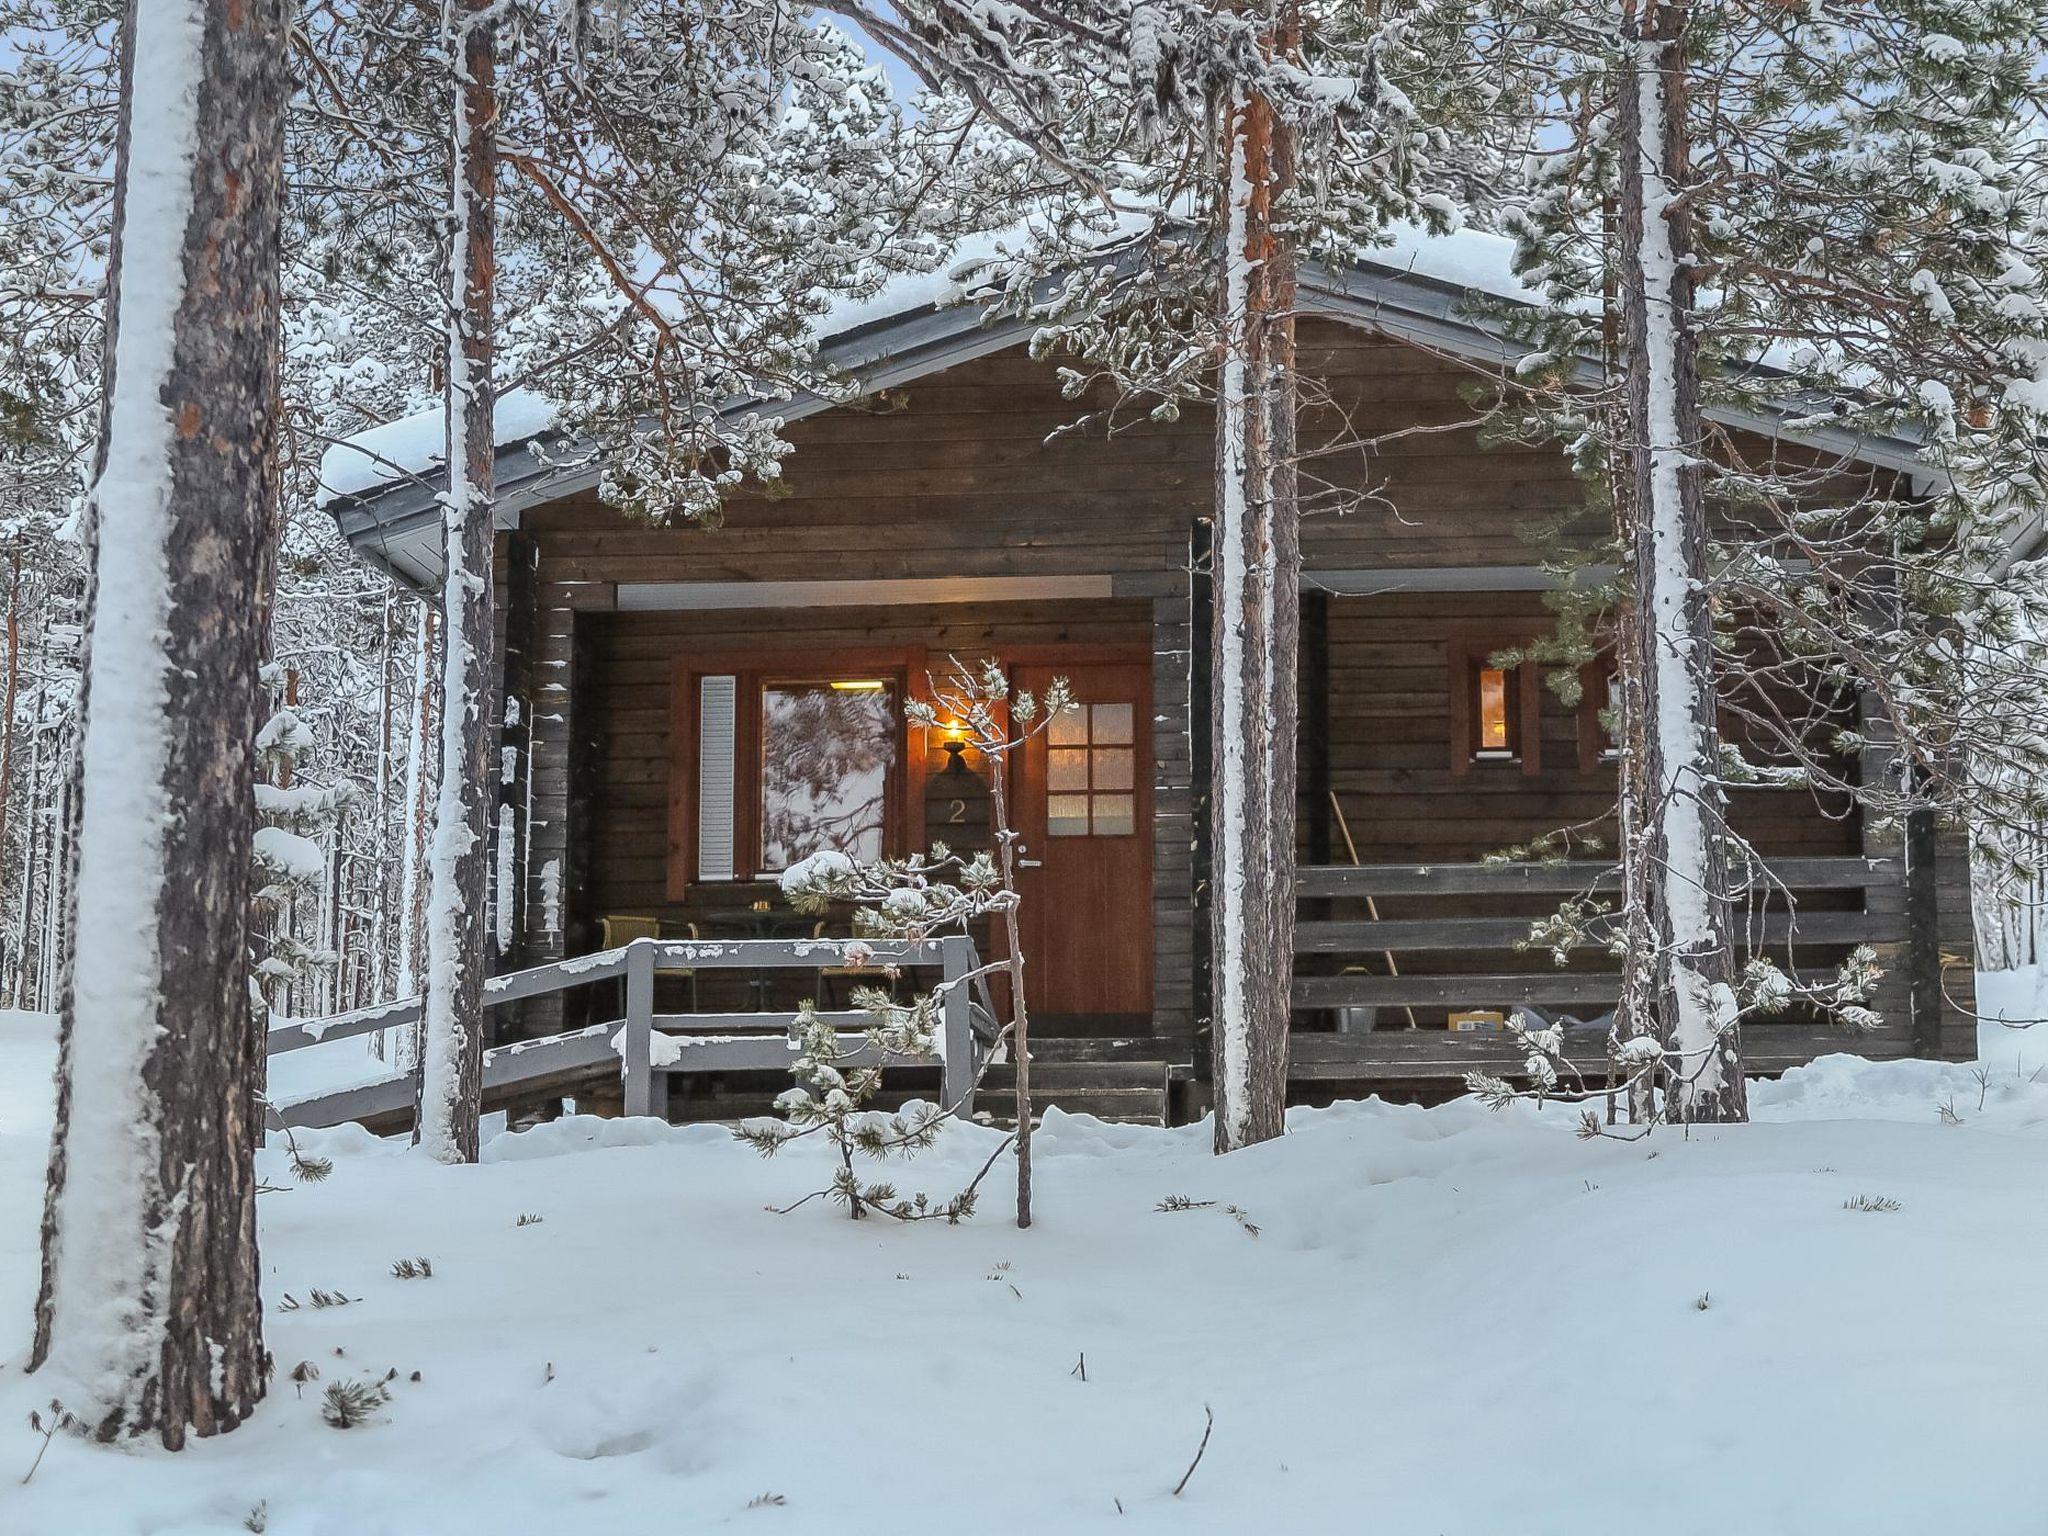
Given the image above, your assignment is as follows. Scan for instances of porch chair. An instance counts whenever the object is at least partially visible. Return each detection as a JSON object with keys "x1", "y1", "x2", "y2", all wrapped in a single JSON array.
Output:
[{"x1": 599, "y1": 914, "x2": 699, "y2": 1012}]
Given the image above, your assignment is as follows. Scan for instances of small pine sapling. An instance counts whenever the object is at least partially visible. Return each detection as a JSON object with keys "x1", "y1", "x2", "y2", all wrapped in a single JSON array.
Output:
[
  {"x1": 388, "y1": 1257, "x2": 433, "y2": 1279},
  {"x1": 21, "y1": 1401, "x2": 78, "y2": 1485},
  {"x1": 319, "y1": 1378, "x2": 391, "y2": 1429},
  {"x1": 255, "y1": 1110, "x2": 334, "y2": 1190},
  {"x1": 735, "y1": 986, "x2": 974, "y2": 1221},
  {"x1": 741, "y1": 658, "x2": 1068, "y2": 1227}
]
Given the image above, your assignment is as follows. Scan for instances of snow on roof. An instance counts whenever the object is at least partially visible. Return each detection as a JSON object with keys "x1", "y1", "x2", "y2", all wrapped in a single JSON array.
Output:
[
  {"x1": 1358, "y1": 220, "x2": 1539, "y2": 306},
  {"x1": 314, "y1": 222, "x2": 1537, "y2": 511},
  {"x1": 317, "y1": 387, "x2": 559, "y2": 509}
]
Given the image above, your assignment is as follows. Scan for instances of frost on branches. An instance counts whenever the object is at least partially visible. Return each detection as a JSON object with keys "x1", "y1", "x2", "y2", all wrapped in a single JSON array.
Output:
[
  {"x1": 737, "y1": 658, "x2": 1068, "y2": 1227},
  {"x1": 1492, "y1": 0, "x2": 2048, "y2": 1119},
  {"x1": 252, "y1": 670, "x2": 353, "y2": 1014}
]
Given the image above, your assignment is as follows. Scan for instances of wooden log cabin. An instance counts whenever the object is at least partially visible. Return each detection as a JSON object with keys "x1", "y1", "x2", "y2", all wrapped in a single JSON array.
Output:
[{"x1": 322, "y1": 231, "x2": 1979, "y2": 1123}]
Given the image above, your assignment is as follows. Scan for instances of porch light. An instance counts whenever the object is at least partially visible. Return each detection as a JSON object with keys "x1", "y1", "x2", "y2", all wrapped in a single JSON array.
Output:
[{"x1": 830, "y1": 680, "x2": 887, "y2": 692}]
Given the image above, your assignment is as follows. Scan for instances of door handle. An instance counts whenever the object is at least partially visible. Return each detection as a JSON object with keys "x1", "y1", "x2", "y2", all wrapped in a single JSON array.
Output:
[{"x1": 1018, "y1": 858, "x2": 1044, "y2": 868}]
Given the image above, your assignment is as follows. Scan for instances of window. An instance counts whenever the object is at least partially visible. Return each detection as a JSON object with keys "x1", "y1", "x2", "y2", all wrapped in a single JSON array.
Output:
[
  {"x1": 1449, "y1": 637, "x2": 1540, "y2": 776},
  {"x1": 1045, "y1": 701, "x2": 1137, "y2": 837},
  {"x1": 759, "y1": 679, "x2": 898, "y2": 870},
  {"x1": 671, "y1": 653, "x2": 909, "y2": 896},
  {"x1": 1472, "y1": 665, "x2": 1519, "y2": 759}
]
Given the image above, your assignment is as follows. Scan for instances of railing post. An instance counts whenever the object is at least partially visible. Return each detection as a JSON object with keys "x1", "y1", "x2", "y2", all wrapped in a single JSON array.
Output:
[
  {"x1": 941, "y1": 936, "x2": 975, "y2": 1118},
  {"x1": 1903, "y1": 806, "x2": 1945, "y2": 1059},
  {"x1": 622, "y1": 939, "x2": 655, "y2": 1118}
]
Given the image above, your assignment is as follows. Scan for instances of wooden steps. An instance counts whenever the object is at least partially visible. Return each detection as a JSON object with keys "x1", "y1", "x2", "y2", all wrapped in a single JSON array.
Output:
[{"x1": 975, "y1": 1059, "x2": 1173, "y2": 1126}]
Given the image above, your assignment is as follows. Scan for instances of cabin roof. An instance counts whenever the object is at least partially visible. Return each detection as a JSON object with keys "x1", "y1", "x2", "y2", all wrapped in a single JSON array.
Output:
[{"x1": 322, "y1": 224, "x2": 1937, "y2": 589}]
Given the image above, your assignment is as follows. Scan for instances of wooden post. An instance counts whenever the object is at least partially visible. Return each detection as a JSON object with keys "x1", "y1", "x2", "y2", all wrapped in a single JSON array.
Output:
[
  {"x1": 495, "y1": 530, "x2": 537, "y2": 989},
  {"x1": 941, "y1": 934, "x2": 975, "y2": 1117},
  {"x1": 1189, "y1": 515, "x2": 1214, "y2": 1085},
  {"x1": 1903, "y1": 804, "x2": 1944, "y2": 1058},
  {"x1": 621, "y1": 937, "x2": 655, "y2": 1117},
  {"x1": 1303, "y1": 587, "x2": 1331, "y2": 867}
]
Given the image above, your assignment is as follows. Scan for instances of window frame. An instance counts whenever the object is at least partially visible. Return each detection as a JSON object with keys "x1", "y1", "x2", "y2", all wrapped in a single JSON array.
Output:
[{"x1": 1447, "y1": 633, "x2": 1543, "y2": 778}]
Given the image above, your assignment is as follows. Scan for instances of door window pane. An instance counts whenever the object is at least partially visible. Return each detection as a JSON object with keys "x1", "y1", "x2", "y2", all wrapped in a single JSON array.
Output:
[
  {"x1": 1048, "y1": 703, "x2": 1089, "y2": 747},
  {"x1": 1048, "y1": 748, "x2": 1089, "y2": 791},
  {"x1": 1092, "y1": 748, "x2": 1134, "y2": 791},
  {"x1": 1091, "y1": 701, "x2": 1133, "y2": 745},
  {"x1": 1092, "y1": 794, "x2": 1135, "y2": 835},
  {"x1": 760, "y1": 681, "x2": 897, "y2": 870},
  {"x1": 1047, "y1": 794, "x2": 1091, "y2": 837}
]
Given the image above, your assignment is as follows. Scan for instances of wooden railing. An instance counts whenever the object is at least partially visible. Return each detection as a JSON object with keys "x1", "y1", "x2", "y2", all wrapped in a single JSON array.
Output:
[
  {"x1": 1293, "y1": 854, "x2": 1903, "y2": 1016},
  {"x1": 268, "y1": 936, "x2": 996, "y2": 1131}
]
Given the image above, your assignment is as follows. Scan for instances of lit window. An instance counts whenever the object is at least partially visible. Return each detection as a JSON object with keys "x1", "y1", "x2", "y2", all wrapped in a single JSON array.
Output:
[
  {"x1": 760, "y1": 680, "x2": 898, "y2": 870},
  {"x1": 1471, "y1": 664, "x2": 1521, "y2": 760},
  {"x1": 1476, "y1": 668, "x2": 1513, "y2": 754}
]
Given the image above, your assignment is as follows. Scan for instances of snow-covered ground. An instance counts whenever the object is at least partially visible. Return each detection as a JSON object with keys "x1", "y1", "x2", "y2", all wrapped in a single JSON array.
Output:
[
  {"x1": 3, "y1": 1008, "x2": 2046, "y2": 1535},
  {"x1": 1975, "y1": 965, "x2": 2048, "y2": 1074}
]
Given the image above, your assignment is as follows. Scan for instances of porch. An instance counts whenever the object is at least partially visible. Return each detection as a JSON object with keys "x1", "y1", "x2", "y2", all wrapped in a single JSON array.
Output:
[
  {"x1": 1280, "y1": 852, "x2": 1947, "y2": 1095},
  {"x1": 500, "y1": 577, "x2": 1971, "y2": 1123}
]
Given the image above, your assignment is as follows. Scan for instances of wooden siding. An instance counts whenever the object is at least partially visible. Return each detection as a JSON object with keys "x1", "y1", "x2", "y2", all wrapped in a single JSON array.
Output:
[
  {"x1": 493, "y1": 318, "x2": 1973, "y2": 1063},
  {"x1": 1305, "y1": 589, "x2": 1863, "y2": 866}
]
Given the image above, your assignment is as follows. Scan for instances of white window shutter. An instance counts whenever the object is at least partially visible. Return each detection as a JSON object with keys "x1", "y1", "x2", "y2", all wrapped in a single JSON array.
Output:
[{"x1": 697, "y1": 675, "x2": 737, "y2": 882}]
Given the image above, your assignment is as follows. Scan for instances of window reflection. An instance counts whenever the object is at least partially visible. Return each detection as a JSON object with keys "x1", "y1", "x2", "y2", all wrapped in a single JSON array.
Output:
[{"x1": 760, "y1": 681, "x2": 897, "y2": 870}]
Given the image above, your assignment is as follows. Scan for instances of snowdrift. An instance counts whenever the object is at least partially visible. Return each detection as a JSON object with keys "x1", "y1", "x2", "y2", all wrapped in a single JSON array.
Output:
[{"x1": 1, "y1": 1013, "x2": 2043, "y2": 1535}]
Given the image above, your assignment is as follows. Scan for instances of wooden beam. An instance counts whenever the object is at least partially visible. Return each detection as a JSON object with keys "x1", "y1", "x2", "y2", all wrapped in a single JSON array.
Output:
[
  {"x1": 1294, "y1": 972, "x2": 1624, "y2": 1007},
  {"x1": 1296, "y1": 855, "x2": 1896, "y2": 899},
  {"x1": 1306, "y1": 564, "x2": 1616, "y2": 595},
  {"x1": 615, "y1": 575, "x2": 1116, "y2": 612},
  {"x1": 1297, "y1": 910, "x2": 1904, "y2": 953},
  {"x1": 1189, "y1": 514, "x2": 1215, "y2": 1082}
]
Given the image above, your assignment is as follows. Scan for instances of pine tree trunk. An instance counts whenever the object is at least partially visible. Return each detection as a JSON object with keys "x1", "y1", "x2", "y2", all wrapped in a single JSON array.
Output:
[
  {"x1": 414, "y1": 0, "x2": 498, "y2": 1162},
  {"x1": 1209, "y1": 9, "x2": 1301, "y2": 1153},
  {"x1": 31, "y1": 0, "x2": 282, "y2": 1446},
  {"x1": 395, "y1": 606, "x2": 435, "y2": 1069},
  {"x1": 1617, "y1": 0, "x2": 1745, "y2": 1123},
  {"x1": 0, "y1": 545, "x2": 23, "y2": 977},
  {"x1": 11, "y1": 709, "x2": 44, "y2": 1010}
]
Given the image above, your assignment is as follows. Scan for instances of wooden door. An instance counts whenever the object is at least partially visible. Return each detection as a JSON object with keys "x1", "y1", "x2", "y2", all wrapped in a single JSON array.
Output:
[{"x1": 1012, "y1": 661, "x2": 1153, "y2": 1032}]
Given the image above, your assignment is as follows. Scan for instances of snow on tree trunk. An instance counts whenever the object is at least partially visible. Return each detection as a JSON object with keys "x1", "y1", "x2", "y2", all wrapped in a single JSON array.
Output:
[
  {"x1": 0, "y1": 546, "x2": 22, "y2": 928},
  {"x1": 394, "y1": 604, "x2": 435, "y2": 1071},
  {"x1": 1210, "y1": 26, "x2": 1301, "y2": 1154},
  {"x1": 413, "y1": 0, "x2": 497, "y2": 1163},
  {"x1": 1618, "y1": 0, "x2": 1744, "y2": 1123},
  {"x1": 30, "y1": 0, "x2": 283, "y2": 1446}
]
